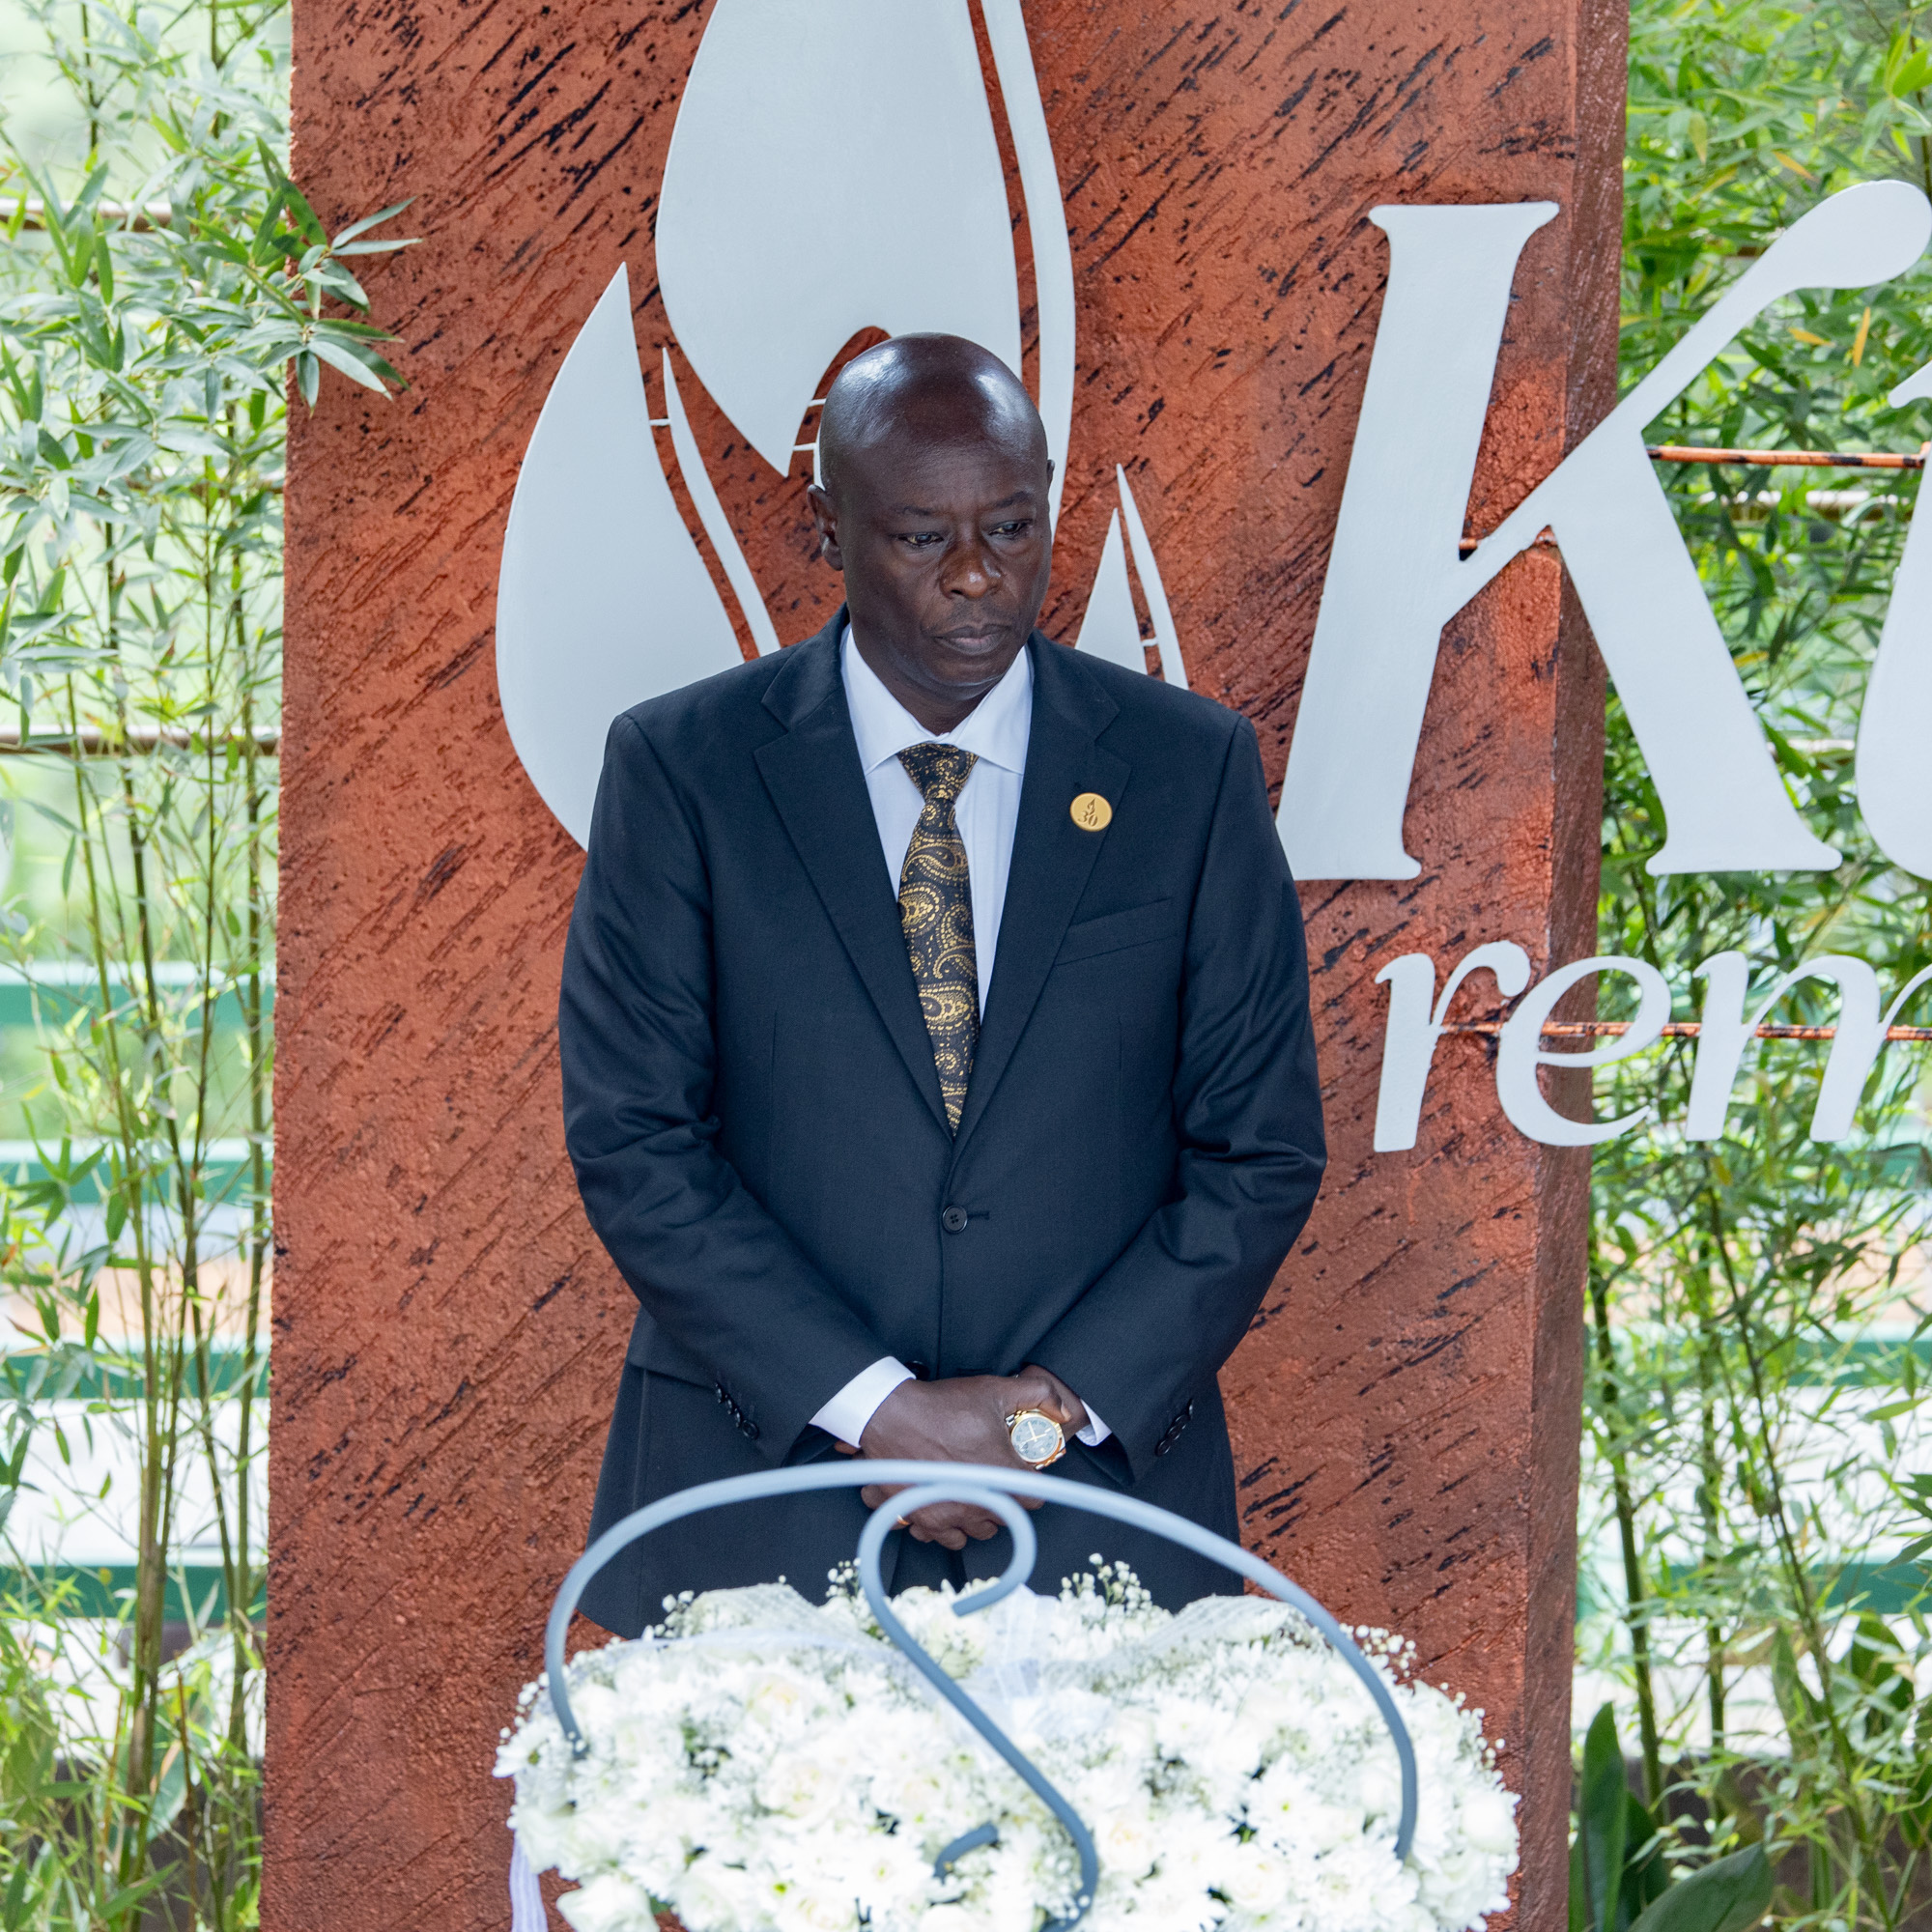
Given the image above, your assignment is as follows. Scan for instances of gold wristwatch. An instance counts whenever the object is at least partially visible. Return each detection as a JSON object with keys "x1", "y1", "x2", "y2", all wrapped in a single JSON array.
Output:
[{"x1": 1006, "y1": 1406, "x2": 1067, "y2": 1468}]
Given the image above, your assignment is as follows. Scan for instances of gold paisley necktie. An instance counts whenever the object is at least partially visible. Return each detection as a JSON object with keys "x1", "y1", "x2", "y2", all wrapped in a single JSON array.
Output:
[{"x1": 895, "y1": 743, "x2": 980, "y2": 1133}]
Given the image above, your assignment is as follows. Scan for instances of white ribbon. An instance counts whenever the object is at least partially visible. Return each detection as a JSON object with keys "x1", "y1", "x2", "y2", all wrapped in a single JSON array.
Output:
[{"x1": 509, "y1": 1834, "x2": 546, "y2": 1932}]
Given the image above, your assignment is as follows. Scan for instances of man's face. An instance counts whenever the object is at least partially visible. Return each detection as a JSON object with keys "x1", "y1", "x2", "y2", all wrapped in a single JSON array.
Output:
[{"x1": 810, "y1": 427, "x2": 1053, "y2": 717}]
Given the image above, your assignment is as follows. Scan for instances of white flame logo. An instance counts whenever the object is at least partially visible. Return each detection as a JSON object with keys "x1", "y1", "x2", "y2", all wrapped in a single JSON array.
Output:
[{"x1": 496, "y1": 0, "x2": 1183, "y2": 846}]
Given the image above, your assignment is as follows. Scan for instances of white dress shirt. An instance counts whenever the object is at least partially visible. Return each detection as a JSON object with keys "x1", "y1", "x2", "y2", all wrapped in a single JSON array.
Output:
[{"x1": 807, "y1": 624, "x2": 1111, "y2": 1452}]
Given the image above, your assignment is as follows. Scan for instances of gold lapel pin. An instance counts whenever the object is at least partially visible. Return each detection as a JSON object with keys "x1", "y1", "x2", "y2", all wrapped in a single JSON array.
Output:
[{"x1": 1069, "y1": 792, "x2": 1113, "y2": 832}]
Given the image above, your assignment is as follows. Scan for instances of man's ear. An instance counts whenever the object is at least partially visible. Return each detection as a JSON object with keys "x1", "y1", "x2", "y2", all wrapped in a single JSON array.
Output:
[{"x1": 807, "y1": 483, "x2": 843, "y2": 571}]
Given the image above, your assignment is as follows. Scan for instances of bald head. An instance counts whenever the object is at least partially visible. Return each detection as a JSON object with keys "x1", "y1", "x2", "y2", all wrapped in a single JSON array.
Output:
[
  {"x1": 818, "y1": 334, "x2": 1048, "y2": 506},
  {"x1": 807, "y1": 334, "x2": 1055, "y2": 736}
]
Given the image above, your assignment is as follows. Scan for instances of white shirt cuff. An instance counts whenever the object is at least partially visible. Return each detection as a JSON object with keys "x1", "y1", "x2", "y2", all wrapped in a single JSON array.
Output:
[
  {"x1": 810, "y1": 1359, "x2": 1112, "y2": 1450},
  {"x1": 810, "y1": 1357, "x2": 916, "y2": 1447}
]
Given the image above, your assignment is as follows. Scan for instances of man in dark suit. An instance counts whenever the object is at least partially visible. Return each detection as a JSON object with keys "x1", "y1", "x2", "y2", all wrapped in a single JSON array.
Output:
[{"x1": 559, "y1": 334, "x2": 1324, "y2": 1635}]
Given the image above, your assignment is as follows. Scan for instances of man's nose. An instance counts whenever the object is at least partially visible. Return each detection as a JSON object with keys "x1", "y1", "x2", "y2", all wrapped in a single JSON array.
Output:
[{"x1": 942, "y1": 537, "x2": 1002, "y2": 597}]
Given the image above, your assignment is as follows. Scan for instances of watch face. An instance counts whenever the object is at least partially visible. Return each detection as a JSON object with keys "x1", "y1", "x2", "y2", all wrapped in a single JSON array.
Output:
[{"x1": 1009, "y1": 1410, "x2": 1064, "y2": 1466}]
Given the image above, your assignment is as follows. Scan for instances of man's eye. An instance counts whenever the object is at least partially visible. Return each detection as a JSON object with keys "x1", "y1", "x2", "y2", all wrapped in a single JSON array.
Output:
[
  {"x1": 900, "y1": 532, "x2": 945, "y2": 548},
  {"x1": 991, "y1": 521, "x2": 1032, "y2": 538}
]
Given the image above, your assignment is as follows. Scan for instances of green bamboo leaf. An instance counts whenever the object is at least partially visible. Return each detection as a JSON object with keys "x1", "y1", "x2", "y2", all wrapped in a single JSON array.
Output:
[
  {"x1": 313, "y1": 260, "x2": 373, "y2": 309},
  {"x1": 281, "y1": 178, "x2": 330, "y2": 248},
  {"x1": 305, "y1": 334, "x2": 397, "y2": 394},
  {"x1": 156, "y1": 424, "x2": 232, "y2": 459},
  {"x1": 331, "y1": 195, "x2": 416, "y2": 246},
  {"x1": 314, "y1": 317, "x2": 408, "y2": 342},
  {"x1": 253, "y1": 133, "x2": 292, "y2": 193}
]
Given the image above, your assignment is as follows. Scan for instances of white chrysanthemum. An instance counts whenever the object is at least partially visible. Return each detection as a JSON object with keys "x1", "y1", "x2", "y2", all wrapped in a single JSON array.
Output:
[
  {"x1": 668, "y1": 1855, "x2": 763, "y2": 1932},
  {"x1": 917, "y1": 1902, "x2": 1002, "y2": 1932},
  {"x1": 558, "y1": 1870, "x2": 657, "y2": 1932},
  {"x1": 1308, "y1": 1835, "x2": 1420, "y2": 1932},
  {"x1": 1130, "y1": 1859, "x2": 1226, "y2": 1932},
  {"x1": 848, "y1": 1829, "x2": 933, "y2": 1917},
  {"x1": 765, "y1": 1876, "x2": 862, "y2": 1932}
]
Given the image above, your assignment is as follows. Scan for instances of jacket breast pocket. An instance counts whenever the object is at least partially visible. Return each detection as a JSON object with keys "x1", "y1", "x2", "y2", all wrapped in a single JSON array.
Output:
[{"x1": 1054, "y1": 897, "x2": 1176, "y2": 967}]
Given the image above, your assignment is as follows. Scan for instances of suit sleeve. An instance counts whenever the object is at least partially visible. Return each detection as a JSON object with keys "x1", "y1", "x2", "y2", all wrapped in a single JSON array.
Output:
[
  {"x1": 1030, "y1": 718, "x2": 1326, "y2": 1480},
  {"x1": 558, "y1": 712, "x2": 890, "y2": 1460}
]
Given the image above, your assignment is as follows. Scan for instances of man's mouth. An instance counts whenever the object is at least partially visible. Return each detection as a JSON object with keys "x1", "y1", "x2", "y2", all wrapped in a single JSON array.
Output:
[{"x1": 937, "y1": 622, "x2": 1013, "y2": 649}]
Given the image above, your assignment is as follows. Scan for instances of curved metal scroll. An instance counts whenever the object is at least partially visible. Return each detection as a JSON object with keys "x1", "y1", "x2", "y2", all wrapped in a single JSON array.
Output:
[
  {"x1": 857, "y1": 1481, "x2": 1095, "y2": 1927},
  {"x1": 543, "y1": 1461, "x2": 1421, "y2": 1929}
]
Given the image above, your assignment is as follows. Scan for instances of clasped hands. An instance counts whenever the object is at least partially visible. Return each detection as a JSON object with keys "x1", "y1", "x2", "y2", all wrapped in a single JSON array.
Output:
[{"x1": 835, "y1": 1366, "x2": 1086, "y2": 1550}]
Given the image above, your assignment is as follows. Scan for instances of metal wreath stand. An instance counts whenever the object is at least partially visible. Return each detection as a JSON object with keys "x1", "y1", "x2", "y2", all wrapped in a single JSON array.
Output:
[{"x1": 542, "y1": 1462, "x2": 1420, "y2": 1932}]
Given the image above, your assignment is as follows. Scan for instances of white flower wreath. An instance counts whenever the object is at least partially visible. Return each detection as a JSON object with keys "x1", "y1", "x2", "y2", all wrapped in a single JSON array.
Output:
[{"x1": 498, "y1": 1564, "x2": 1519, "y2": 1932}]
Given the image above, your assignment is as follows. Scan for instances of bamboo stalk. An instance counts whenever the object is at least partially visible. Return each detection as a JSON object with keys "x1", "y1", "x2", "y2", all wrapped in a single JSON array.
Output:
[{"x1": 0, "y1": 724, "x2": 278, "y2": 755}]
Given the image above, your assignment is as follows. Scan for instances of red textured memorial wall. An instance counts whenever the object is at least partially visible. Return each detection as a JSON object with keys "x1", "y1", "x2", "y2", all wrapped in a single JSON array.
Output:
[{"x1": 270, "y1": 3, "x2": 1627, "y2": 1926}]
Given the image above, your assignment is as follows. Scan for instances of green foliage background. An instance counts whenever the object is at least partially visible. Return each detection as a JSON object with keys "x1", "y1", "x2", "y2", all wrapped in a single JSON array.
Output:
[
  {"x1": 1585, "y1": 0, "x2": 1932, "y2": 1921},
  {"x1": 0, "y1": 1, "x2": 405, "y2": 1924}
]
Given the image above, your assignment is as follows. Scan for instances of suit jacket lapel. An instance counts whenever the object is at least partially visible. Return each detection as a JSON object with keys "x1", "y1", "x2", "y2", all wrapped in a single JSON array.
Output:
[
  {"x1": 755, "y1": 617, "x2": 951, "y2": 1134},
  {"x1": 953, "y1": 639, "x2": 1127, "y2": 1155}
]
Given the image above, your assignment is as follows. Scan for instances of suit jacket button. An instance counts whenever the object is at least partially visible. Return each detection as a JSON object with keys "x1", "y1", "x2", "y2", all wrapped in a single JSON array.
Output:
[{"x1": 941, "y1": 1206, "x2": 968, "y2": 1235}]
